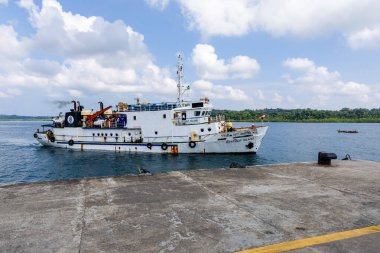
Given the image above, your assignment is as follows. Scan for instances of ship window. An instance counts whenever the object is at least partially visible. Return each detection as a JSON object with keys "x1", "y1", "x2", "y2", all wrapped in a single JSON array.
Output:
[
  {"x1": 181, "y1": 112, "x2": 186, "y2": 120},
  {"x1": 101, "y1": 133, "x2": 104, "y2": 136},
  {"x1": 201, "y1": 128, "x2": 204, "y2": 132},
  {"x1": 208, "y1": 128, "x2": 211, "y2": 132},
  {"x1": 128, "y1": 133, "x2": 131, "y2": 136},
  {"x1": 155, "y1": 131, "x2": 158, "y2": 135},
  {"x1": 133, "y1": 116, "x2": 136, "y2": 120},
  {"x1": 97, "y1": 133, "x2": 100, "y2": 136},
  {"x1": 116, "y1": 133, "x2": 119, "y2": 137},
  {"x1": 110, "y1": 133, "x2": 113, "y2": 137},
  {"x1": 163, "y1": 114, "x2": 166, "y2": 119},
  {"x1": 207, "y1": 111, "x2": 211, "y2": 115},
  {"x1": 105, "y1": 133, "x2": 107, "y2": 137},
  {"x1": 194, "y1": 111, "x2": 201, "y2": 116},
  {"x1": 202, "y1": 111, "x2": 206, "y2": 116},
  {"x1": 92, "y1": 133, "x2": 95, "y2": 136}
]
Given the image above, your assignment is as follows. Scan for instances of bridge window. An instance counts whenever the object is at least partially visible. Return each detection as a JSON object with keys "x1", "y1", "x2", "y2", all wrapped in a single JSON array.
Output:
[
  {"x1": 133, "y1": 116, "x2": 136, "y2": 120},
  {"x1": 202, "y1": 111, "x2": 206, "y2": 116},
  {"x1": 194, "y1": 111, "x2": 201, "y2": 116},
  {"x1": 163, "y1": 114, "x2": 166, "y2": 119}
]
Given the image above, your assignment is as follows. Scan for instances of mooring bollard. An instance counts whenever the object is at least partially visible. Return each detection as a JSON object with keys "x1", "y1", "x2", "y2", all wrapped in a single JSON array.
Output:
[{"x1": 318, "y1": 152, "x2": 337, "y2": 165}]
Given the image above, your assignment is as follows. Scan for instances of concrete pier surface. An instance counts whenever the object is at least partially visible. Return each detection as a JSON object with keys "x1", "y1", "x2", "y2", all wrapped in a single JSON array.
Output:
[{"x1": 1, "y1": 160, "x2": 380, "y2": 253}]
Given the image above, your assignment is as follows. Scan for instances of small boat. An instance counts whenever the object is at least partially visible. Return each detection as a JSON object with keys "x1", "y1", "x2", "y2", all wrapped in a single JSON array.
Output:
[{"x1": 337, "y1": 130, "x2": 358, "y2": 134}]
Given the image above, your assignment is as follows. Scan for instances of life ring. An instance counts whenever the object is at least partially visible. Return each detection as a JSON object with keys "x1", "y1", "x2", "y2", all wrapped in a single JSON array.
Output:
[
  {"x1": 50, "y1": 136, "x2": 56, "y2": 142},
  {"x1": 161, "y1": 143, "x2": 168, "y2": 150},
  {"x1": 246, "y1": 142, "x2": 254, "y2": 149},
  {"x1": 189, "y1": 141, "x2": 196, "y2": 148},
  {"x1": 68, "y1": 139, "x2": 74, "y2": 146},
  {"x1": 147, "y1": 143, "x2": 152, "y2": 149},
  {"x1": 33, "y1": 133, "x2": 38, "y2": 138}
]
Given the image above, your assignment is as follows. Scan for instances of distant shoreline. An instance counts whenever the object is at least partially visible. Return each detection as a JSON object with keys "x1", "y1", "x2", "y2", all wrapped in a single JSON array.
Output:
[{"x1": 1, "y1": 118, "x2": 379, "y2": 123}]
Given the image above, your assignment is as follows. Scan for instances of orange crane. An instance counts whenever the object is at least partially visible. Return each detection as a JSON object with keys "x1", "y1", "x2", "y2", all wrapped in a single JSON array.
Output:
[{"x1": 86, "y1": 105, "x2": 112, "y2": 126}]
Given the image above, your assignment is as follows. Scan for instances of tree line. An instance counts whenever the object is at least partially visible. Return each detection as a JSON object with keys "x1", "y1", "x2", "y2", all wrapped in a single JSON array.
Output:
[{"x1": 212, "y1": 108, "x2": 380, "y2": 123}]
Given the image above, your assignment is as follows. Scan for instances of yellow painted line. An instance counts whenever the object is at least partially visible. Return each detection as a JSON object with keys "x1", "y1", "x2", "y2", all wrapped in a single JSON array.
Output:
[{"x1": 236, "y1": 224, "x2": 380, "y2": 253}]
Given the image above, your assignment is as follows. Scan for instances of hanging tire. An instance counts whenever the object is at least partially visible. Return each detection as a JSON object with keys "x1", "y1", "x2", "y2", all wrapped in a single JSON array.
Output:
[
  {"x1": 246, "y1": 142, "x2": 254, "y2": 149},
  {"x1": 33, "y1": 133, "x2": 38, "y2": 138},
  {"x1": 50, "y1": 136, "x2": 56, "y2": 142},
  {"x1": 68, "y1": 139, "x2": 74, "y2": 146},
  {"x1": 147, "y1": 143, "x2": 152, "y2": 149},
  {"x1": 189, "y1": 141, "x2": 196, "y2": 148},
  {"x1": 161, "y1": 143, "x2": 168, "y2": 150}
]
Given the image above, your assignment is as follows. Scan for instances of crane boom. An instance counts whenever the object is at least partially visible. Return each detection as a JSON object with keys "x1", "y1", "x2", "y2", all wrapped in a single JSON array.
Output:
[{"x1": 87, "y1": 106, "x2": 112, "y2": 123}]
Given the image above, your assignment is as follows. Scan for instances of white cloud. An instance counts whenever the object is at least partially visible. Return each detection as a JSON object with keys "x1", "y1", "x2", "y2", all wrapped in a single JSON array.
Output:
[
  {"x1": 192, "y1": 80, "x2": 248, "y2": 101},
  {"x1": 68, "y1": 89, "x2": 83, "y2": 98},
  {"x1": 254, "y1": 89, "x2": 265, "y2": 100},
  {"x1": 145, "y1": 0, "x2": 169, "y2": 10},
  {"x1": 172, "y1": 0, "x2": 380, "y2": 49},
  {"x1": 346, "y1": 27, "x2": 380, "y2": 49},
  {"x1": 192, "y1": 44, "x2": 260, "y2": 80},
  {"x1": 0, "y1": 0, "x2": 7, "y2": 5},
  {"x1": 273, "y1": 92, "x2": 283, "y2": 104},
  {"x1": 283, "y1": 58, "x2": 373, "y2": 104},
  {"x1": 0, "y1": 0, "x2": 177, "y2": 100},
  {"x1": 178, "y1": 0, "x2": 255, "y2": 38}
]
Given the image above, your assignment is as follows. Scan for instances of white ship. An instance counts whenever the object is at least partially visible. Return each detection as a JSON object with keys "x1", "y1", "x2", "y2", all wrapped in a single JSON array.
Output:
[{"x1": 34, "y1": 55, "x2": 268, "y2": 154}]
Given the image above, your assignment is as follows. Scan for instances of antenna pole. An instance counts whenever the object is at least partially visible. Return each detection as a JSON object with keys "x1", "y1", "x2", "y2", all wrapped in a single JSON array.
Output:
[{"x1": 176, "y1": 53, "x2": 183, "y2": 105}]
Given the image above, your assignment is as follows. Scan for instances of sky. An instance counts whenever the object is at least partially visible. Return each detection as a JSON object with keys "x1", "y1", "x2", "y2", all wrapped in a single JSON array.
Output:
[{"x1": 0, "y1": 0, "x2": 380, "y2": 115}]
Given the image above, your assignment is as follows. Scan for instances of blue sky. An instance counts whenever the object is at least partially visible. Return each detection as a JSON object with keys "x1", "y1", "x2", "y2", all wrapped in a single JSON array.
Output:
[{"x1": 0, "y1": 0, "x2": 380, "y2": 115}]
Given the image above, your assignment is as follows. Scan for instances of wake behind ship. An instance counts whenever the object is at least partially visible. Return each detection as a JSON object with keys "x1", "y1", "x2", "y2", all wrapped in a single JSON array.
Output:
[{"x1": 34, "y1": 55, "x2": 268, "y2": 154}]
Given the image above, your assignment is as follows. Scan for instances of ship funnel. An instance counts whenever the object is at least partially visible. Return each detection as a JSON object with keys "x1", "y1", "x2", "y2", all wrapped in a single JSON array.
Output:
[
  {"x1": 98, "y1": 101, "x2": 103, "y2": 111},
  {"x1": 71, "y1": 100, "x2": 77, "y2": 111},
  {"x1": 77, "y1": 101, "x2": 81, "y2": 111}
]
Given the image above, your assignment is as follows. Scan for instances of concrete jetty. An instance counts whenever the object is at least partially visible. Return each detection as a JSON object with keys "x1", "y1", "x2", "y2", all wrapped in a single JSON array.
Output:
[{"x1": 1, "y1": 160, "x2": 380, "y2": 252}]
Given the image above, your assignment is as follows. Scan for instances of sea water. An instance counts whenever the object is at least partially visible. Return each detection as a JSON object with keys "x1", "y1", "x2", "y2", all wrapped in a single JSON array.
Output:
[{"x1": 1, "y1": 121, "x2": 379, "y2": 184}]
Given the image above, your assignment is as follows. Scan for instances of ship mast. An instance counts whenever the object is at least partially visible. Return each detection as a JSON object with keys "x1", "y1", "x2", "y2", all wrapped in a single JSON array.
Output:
[{"x1": 176, "y1": 53, "x2": 183, "y2": 106}]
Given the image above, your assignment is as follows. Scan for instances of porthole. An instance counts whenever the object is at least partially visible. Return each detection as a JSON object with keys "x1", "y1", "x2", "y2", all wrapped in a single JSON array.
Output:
[
  {"x1": 110, "y1": 133, "x2": 113, "y2": 137},
  {"x1": 92, "y1": 133, "x2": 95, "y2": 136},
  {"x1": 155, "y1": 131, "x2": 158, "y2": 135},
  {"x1": 163, "y1": 114, "x2": 166, "y2": 119},
  {"x1": 201, "y1": 128, "x2": 204, "y2": 132},
  {"x1": 115, "y1": 133, "x2": 119, "y2": 137},
  {"x1": 97, "y1": 133, "x2": 100, "y2": 136},
  {"x1": 128, "y1": 132, "x2": 131, "y2": 136},
  {"x1": 105, "y1": 133, "x2": 107, "y2": 137},
  {"x1": 101, "y1": 133, "x2": 104, "y2": 136},
  {"x1": 208, "y1": 128, "x2": 211, "y2": 132},
  {"x1": 133, "y1": 116, "x2": 136, "y2": 120}
]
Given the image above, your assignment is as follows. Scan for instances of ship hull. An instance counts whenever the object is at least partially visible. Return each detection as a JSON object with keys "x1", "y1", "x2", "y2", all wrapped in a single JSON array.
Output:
[{"x1": 35, "y1": 126, "x2": 268, "y2": 154}]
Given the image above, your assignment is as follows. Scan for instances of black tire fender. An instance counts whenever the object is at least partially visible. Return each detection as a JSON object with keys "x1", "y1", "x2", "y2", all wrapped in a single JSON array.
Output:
[
  {"x1": 189, "y1": 141, "x2": 196, "y2": 148},
  {"x1": 147, "y1": 143, "x2": 153, "y2": 149},
  {"x1": 246, "y1": 142, "x2": 254, "y2": 149},
  {"x1": 161, "y1": 143, "x2": 168, "y2": 150},
  {"x1": 68, "y1": 139, "x2": 74, "y2": 146}
]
